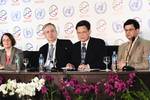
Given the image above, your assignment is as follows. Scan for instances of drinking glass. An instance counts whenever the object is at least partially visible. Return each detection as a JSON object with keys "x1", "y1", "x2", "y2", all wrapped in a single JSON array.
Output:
[
  {"x1": 103, "y1": 56, "x2": 110, "y2": 72},
  {"x1": 23, "y1": 58, "x2": 29, "y2": 72}
]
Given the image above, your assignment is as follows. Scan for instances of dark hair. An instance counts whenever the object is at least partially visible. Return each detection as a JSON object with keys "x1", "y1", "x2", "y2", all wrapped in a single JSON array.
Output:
[
  {"x1": 124, "y1": 19, "x2": 140, "y2": 29},
  {"x1": 0, "y1": 33, "x2": 16, "y2": 47},
  {"x1": 42, "y1": 23, "x2": 56, "y2": 30},
  {"x1": 75, "y1": 20, "x2": 91, "y2": 30}
]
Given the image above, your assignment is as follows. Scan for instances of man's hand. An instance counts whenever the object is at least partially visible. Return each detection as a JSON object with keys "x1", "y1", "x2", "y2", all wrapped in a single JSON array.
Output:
[
  {"x1": 66, "y1": 63, "x2": 75, "y2": 70},
  {"x1": 78, "y1": 64, "x2": 90, "y2": 71},
  {"x1": 117, "y1": 61, "x2": 126, "y2": 70},
  {"x1": 0, "y1": 64, "x2": 4, "y2": 70}
]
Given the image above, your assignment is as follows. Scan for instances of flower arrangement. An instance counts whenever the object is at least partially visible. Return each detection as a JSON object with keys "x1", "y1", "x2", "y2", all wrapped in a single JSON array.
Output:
[
  {"x1": 0, "y1": 79, "x2": 17, "y2": 96},
  {"x1": 60, "y1": 76, "x2": 101, "y2": 100},
  {"x1": 16, "y1": 77, "x2": 45, "y2": 97},
  {"x1": 0, "y1": 77, "x2": 45, "y2": 98},
  {"x1": 0, "y1": 72, "x2": 150, "y2": 100},
  {"x1": 104, "y1": 72, "x2": 136, "y2": 98},
  {"x1": 40, "y1": 74, "x2": 60, "y2": 100},
  {"x1": 104, "y1": 72, "x2": 150, "y2": 99},
  {"x1": 121, "y1": 74, "x2": 150, "y2": 100}
]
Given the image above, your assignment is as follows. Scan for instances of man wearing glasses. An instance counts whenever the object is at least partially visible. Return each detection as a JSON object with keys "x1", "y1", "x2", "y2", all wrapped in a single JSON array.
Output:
[{"x1": 117, "y1": 19, "x2": 150, "y2": 70}]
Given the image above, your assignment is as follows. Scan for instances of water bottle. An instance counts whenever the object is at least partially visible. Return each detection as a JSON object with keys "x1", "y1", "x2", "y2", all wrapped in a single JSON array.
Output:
[
  {"x1": 111, "y1": 51, "x2": 117, "y2": 72},
  {"x1": 15, "y1": 54, "x2": 20, "y2": 72},
  {"x1": 39, "y1": 54, "x2": 44, "y2": 72}
]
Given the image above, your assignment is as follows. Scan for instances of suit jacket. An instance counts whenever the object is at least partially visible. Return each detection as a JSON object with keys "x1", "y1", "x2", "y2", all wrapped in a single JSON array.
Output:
[
  {"x1": 39, "y1": 39, "x2": 73, "y2": 68},
  {"x1": 71, "y1": 37, "x2": 106, "y2": 69},
  {"x1": 0, "y1": 47, "x2": 24, "y2": 71},
  {"x1": 118, "y1": 37, "x2": 150, "y2": 70}
]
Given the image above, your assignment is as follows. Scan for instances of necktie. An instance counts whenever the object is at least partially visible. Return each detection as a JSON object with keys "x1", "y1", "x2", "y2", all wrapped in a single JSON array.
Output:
[
  {"x1": 81, "y1": 43, "x2": 86, "y2": 64},
  {"x1": 47, "y1": 44, "x2": 54, "y2": 71},
  {"x1": 49, "y1": 44, "x2": 54, "y2": 61}
]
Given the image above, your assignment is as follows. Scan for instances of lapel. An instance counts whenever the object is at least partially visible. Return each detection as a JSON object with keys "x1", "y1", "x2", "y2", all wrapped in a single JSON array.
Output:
[
  {"x1": 77, "y1": 42, "x2": 82, "y2": 62},
  {"x1": 55, "y1": 39, "x2": 59, "y2": 59},
  {"x1": 123, "y1": 43, "x2": 129, "y2": 61},
  {"x1": 85, "y1": 38, "x2": 92, "y2": 62},
  {"x1": 1, "y1": 49, "x2": 6, "y2": 65},
  {"x1": 1, "y1": 47, "x2": 16, "y2": 65},
  {"x1": 10, "y1": 47, "x2": 15, "y2": 64},
  {"x1": 43, "y1": 44, "x2": 49, "y2": 61},
  {"x1": 128, "y1": 37, "x2": 140, "y2": 62}
]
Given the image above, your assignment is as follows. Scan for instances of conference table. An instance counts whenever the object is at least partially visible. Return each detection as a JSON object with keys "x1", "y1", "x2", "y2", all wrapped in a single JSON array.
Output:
[
  {"x1": 0, "y1": 70, "x2": 149, "y2": 84},
  {"x1": 0, "y1": 70, "x2": 150, "y2": 100}
]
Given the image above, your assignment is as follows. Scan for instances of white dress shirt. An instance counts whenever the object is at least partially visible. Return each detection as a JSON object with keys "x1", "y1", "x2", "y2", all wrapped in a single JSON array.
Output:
[{"x1": 44, "y1": 40, "x2": 57, "y2": 69}]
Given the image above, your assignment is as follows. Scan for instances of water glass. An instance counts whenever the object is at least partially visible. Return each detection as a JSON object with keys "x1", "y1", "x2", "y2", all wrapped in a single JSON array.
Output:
[
  {"x1": 103, "y1": 56, "x2": 110, "y2": 72},
  {"x1": 23, "y1": 58, "x2": 29, "y2": 72}
]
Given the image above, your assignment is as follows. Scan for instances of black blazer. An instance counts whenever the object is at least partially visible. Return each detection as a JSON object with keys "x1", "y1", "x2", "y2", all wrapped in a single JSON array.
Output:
[
  {"x1": 39, "y1": 39, "x2": 73, "y2": 68},
  {"x1": 71, "y1": 37, "x2": 106, "y2": 69}
]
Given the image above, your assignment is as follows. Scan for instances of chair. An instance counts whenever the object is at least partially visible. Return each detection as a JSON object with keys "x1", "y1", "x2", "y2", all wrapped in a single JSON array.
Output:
[
  {"x1": 106, "y1": 45, "x2": 118, "y2": 57},
  {"x1": 23, "y1": 51, "x2": 39, "y2": 71}
]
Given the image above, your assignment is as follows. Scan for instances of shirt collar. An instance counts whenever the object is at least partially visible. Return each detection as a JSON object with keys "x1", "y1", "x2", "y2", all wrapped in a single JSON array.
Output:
[
  {"x1": 48, "y1": 39, "x2": 57, "y2": 47},
  {"x1": 132, "y1": 36, "x2": 138, "y2": 44},
  {"x1": 128, "y1": 36, "x2": 139, "y2": 45},
  {"x1": 81, "y1": 38, "x2": 90, "y2": 48}
]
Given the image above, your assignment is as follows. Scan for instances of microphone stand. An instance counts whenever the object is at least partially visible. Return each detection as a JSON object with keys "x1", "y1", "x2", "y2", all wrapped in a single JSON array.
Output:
[{"x1": 51, "y1": 59, "x2": 60, "y2": 72}]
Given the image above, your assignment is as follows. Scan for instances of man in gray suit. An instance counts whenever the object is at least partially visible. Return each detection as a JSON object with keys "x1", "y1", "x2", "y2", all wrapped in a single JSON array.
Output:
[{"x1": 118, "y1": 19, "x2": 150, "y2": 70}]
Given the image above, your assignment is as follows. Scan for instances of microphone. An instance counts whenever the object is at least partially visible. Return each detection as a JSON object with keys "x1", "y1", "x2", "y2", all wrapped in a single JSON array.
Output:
[
  {"x1": 122, "y1": 37, "x2": 135, "y2": 71},
  {"x1": 51, "y1": 59, "x2": 62, "y2": 72}
]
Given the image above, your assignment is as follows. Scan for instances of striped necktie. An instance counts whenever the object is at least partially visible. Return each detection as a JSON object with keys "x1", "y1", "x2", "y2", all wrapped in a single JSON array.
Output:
[
  {"x1": 49, "y1": 44, "x2": 54, "y2": 61},
  {"x1": 81, "y1": 43, "x2": 86, "y2": 64}
]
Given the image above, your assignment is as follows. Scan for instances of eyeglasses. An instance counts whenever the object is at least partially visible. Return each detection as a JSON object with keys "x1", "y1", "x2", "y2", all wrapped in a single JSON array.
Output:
[
  {"x1": 124, "y1": 28, "x2": 136, "y2": 32},
  {"x1": 2, "y1": 39, "x2": 11, "y2": 42}
]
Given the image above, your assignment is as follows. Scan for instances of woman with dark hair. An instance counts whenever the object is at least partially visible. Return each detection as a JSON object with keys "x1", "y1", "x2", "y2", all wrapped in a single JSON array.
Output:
[{"x1": 0, "y1": 33, "x2": 24, "y2": 71}]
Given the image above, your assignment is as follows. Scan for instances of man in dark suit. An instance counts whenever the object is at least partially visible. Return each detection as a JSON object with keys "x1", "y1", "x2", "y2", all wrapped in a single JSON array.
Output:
[
  {"x1": 39, "y1": 23, "x2": 72, "y2": 70},
  {"x1": 67, "y1": 20, "x2": 106, "y2": 71}
]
